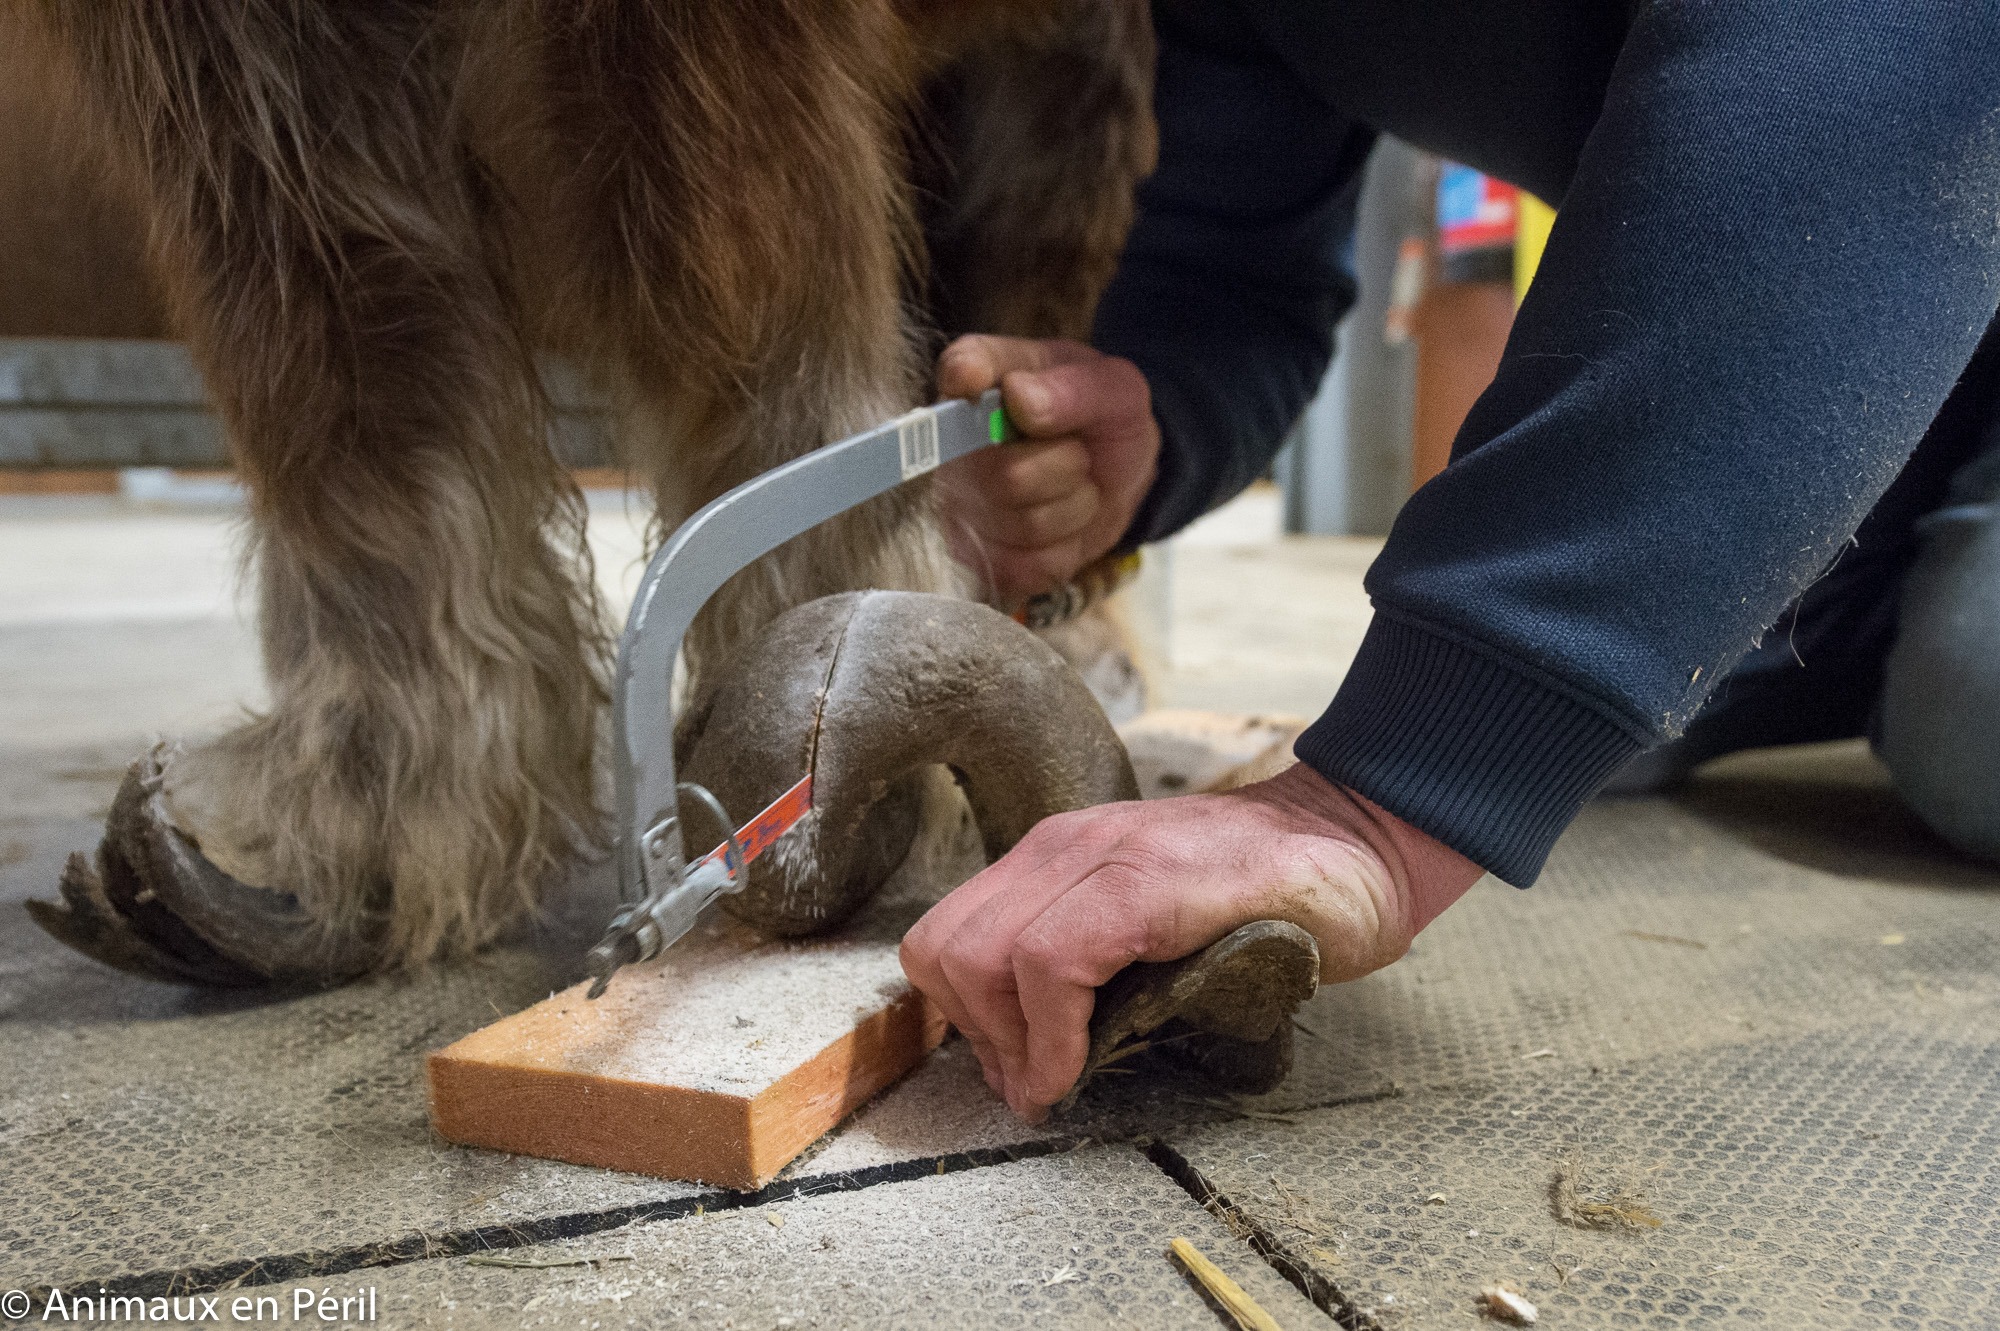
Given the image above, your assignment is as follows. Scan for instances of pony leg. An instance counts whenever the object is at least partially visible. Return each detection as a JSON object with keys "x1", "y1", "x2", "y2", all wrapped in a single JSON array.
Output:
[{"x1": 30, "y1": 2, "x2": 604, "y2": 975}]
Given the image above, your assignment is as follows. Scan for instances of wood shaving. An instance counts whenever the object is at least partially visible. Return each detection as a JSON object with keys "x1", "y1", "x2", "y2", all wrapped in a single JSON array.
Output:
[
  {"x1": 1478, "y1": 1283, "x2": 1538, "y2": 1325},
  {"x1": 1622, "y1": 930, "x2": 1706, "y2": 950},
  {"x1": 1168, "y1": 1238, "x2": 1284, "y2": 1331}
]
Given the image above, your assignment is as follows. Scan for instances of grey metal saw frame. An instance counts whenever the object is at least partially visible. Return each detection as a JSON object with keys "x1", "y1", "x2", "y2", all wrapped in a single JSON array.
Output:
[{"x1": 586, "y1": 390, "x2": 1010, "y2": 992}]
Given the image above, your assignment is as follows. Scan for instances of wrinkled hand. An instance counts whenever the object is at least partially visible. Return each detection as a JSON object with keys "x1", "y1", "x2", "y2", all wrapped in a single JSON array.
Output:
[
  {"x1": 899, "y1": 762, "x2": 1484, "y2": 1121},
  {"x1": 934, "y1": 334, "x2": 1160, "y2": 608}
]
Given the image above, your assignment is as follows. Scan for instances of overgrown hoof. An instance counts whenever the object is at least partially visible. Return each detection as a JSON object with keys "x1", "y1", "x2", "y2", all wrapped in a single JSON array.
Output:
[
  {"x1": 1065, "y1": 919, "x2": 1321, "y2": 1106},
  {"x1": 25, "y1": 746, "x2": 382, "y2": 987},
  {"x1": 684, "y1": 590, "x2": 1139, "y2": 938}
]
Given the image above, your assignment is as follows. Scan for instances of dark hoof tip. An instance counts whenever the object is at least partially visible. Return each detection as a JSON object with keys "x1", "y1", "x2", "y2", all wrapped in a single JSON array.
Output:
[
  {"x1": 1067, "y1": 919, "x2": 1321, "y2": 1106},
  {"x1": 25, "y1": 748, "x2": 381, "y2": 988}
]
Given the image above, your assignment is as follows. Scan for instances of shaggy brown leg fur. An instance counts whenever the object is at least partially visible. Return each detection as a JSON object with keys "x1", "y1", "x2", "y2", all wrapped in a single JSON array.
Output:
[
  {"x1": 911, "y1": 0, "x2": 1156, "y2": 346},
  {"x1": 32, "y1": 2, "x2": 605, "y2": 967},
  {"x1": 505, "y1": 0, "x2": 1156, "y2": 690},
  {"x1": 508, "y1": 0, "x2": 959, "y2": 701}
]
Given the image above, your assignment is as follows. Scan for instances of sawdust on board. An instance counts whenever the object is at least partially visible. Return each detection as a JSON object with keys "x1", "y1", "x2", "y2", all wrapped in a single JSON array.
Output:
[{"x1": 468, "y1": 914, "x2": 919, "y2": 1096}]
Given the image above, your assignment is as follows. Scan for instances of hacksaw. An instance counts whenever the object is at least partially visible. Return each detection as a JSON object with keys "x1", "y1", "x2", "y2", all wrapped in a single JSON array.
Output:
[{"x1": 585, "y1": 390, "x2": 1012, "y2": 997}]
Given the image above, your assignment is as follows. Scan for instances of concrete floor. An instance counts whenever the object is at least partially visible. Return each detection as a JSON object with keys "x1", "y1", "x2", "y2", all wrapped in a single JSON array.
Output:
[{"x1": 3, "y1": 487, "x2": 1997, "y2": 1328}]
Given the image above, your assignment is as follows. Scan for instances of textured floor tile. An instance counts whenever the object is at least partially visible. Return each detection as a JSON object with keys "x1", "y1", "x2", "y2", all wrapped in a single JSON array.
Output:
[
  {"x1": 0, "y1": 833, "x2": 696, "y2": 1288},
  {"x1": 246, "y1": 1147, "x2": 1329, "y2": 1330},
  {"x1": 1259, "y1": 790, "x2": 2000, "y2": 1116},
  {"x1": 1166, "y1": 1016, "x2": 2000, "y2": 1330}
]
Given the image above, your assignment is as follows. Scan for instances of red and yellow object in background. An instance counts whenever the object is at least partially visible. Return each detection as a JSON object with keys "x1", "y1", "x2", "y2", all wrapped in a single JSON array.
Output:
[
  {"x1": 1515, "y1": 193, "x2": 1557, "y2": 304},
  {"x1": 1410, "y1": 162, "x2": 1557, "y2": 491},
  {"x1": 1436, "y1": 163, "x2": 1520, "y2": 263},
  {"x1": 1412, "y1": 164, "x2": 1519, "y2": 490}
]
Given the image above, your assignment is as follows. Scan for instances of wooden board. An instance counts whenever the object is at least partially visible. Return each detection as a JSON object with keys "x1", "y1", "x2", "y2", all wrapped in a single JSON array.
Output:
[{"x1": 428, "y1": 916, "x2": 946, "y2": 1191}]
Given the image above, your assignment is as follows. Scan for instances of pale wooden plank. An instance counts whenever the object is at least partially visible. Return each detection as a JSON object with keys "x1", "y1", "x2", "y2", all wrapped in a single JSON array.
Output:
[{"x1": 428, "y1": 915, "x2": 946, "y2": 1191}]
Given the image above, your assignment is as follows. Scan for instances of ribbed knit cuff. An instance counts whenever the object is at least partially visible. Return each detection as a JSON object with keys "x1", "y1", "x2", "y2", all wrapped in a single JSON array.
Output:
[{"x1": 1295, "y1": 613, "x2": 1647, "y2": 886}]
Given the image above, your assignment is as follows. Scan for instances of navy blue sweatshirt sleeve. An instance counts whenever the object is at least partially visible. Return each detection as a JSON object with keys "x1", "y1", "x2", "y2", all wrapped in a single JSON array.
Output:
[
  {"x1": 1090, "y1": 10, "x2": 1373, "y2": 546},
  {"x1": 1100, "y1": 0, "x2": 2000, "y2": 886},
  {"x1": 1300, "y1": 0, "x2": 2000, "y2": 884}
]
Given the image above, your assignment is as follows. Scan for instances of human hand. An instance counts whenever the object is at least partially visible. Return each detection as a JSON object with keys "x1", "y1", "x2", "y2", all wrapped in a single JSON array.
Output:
[
  {"x1": 898, "y1": 762, "x2": 1484, "y2": 1121},
  {"x1": 933, "y1": 334, "x2": 1160, "y2": 609}
]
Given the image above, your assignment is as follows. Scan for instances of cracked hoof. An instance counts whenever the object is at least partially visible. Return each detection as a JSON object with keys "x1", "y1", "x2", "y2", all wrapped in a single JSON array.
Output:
[
  {"x1": 25, "y1": 747, "x2": 382, "y2": 987},
  {"x1": 684, "y1": 591, "x2": 1139, "y2": 937},
  {"x1": 1065, "y1": 919, "x2": 1321, "y2": 1106}
]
